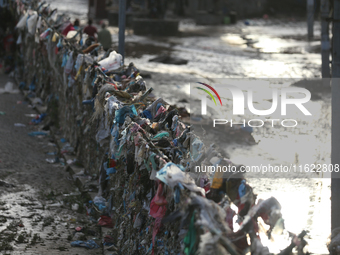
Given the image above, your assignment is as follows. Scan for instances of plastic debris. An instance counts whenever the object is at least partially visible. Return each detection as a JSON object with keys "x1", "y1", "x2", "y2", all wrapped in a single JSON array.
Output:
[
  {"x1": 72, "y1": 204, "x2": 79, "y2": 211},
  {"x1": 45, "y1": 158, "x2": 58, "y2": 164},
  {"x1": 70, "y1": 240, "x2": 99, "y2": 249},
  {"x1": 98, "y1": 51, "x2": 122, "y2": 71},
  {"x1": 14, "y1": 123, "x2": 26, "y2": 127},
  {"x1": 0, "y1": 82, "x2": 19, "y2": 94},
  {"x1": 30, "y1": 113, "x2": 46, "y2": 124},
  {"x1": 98, "y1": 216, "x2": 113, "y2": 228}
]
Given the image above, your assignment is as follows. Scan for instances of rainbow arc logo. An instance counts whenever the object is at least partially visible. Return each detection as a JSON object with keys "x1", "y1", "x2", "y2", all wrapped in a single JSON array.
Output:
[{"x1": 195, "y1": 82, "x2": 222, "y2": 106}]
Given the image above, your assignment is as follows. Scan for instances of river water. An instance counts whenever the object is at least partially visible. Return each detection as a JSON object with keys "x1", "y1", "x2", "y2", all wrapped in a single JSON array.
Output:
[{"x1": 45, "y1": 1, "x2": 330, "y2": 253}]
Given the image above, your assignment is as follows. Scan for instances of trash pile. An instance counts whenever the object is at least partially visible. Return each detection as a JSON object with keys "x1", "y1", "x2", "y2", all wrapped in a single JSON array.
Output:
[{"x1": 5, "y1": 1, "x2": 311, "y2": 254}]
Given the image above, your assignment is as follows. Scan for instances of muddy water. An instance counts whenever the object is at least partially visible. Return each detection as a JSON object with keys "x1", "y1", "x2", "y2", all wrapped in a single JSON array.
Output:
[
  {"x1": 44, "y1": 1, "x2": 330, "y2": 252},
  {"x1": 44, "y1": 0, "x2": 88, "y2": 20},
  {"x1": 0, "y1": 185, "x2": 101, "y2": 254}
]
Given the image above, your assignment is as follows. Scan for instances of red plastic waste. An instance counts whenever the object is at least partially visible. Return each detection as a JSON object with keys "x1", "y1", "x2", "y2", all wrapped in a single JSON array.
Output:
[
  {"x1": 154, "y1": 182, "x2": 167, "y2": 206},
  {"x1": 149, "y1": 183, "x2": 167, "y2": 219},
  {"x1": 98, "y1": 216, "x2": 113, "y2": 228}
]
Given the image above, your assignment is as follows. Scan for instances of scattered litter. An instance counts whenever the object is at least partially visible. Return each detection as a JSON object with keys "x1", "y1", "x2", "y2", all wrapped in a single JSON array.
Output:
[
  {"x1": 30, "y1": 113, "x2": 46, "y2": 124},
  {"x1": 31, "y1": 97, "x2": 43, "y2": 105},
  {"x1": 25, "y1": 114, "x2": 37, "y2": 117},
  {"x1": 45, "y1": 202, "x2": 63, "y2": 208},
  {"x1": 14, "y1": 123, "x2": 26, "y2": 127},
  {"x1": 72, "y1": 204, "x2": 79, "y2": 211},
  {"x1": 98, "y1": 216, "x2": 113, "y2": 228},
  {"x1": 0, "y1": 82, "x2": 20, "y2": 94},
  {"x1": 70, "y1": 240, "x2": 99, "y2": 249},
  {"x1": 73, "y1": 232, "x2": 85, "y2": 240},
  {"x1": 46, "y1": 158, "x2": 58, "y2": 164},
  {"x1": 67, "y1": 159, "x2": 75, "y2": 165},
  {"x1": 61, "y1": 143, "x2": 74, "y2": 154}
]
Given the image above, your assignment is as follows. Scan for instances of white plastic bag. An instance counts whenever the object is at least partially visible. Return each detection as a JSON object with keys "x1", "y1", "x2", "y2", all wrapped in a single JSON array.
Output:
[
  {"x1": 98, "y1": 51, "x2": 122, "y2": 71},
  {"x1": 49, "y1": 10, "x2": 58, "y2": 23},
  {"x1": 35, "y1": 34, "x2": 39, "y2": 43},
  {"x1": 156, "y1": 162, "x2": 206, "y2": 197},
  {"x1": 80, "y1": 33, "x2": 88, "y2": 46},
  {"x1": 16, "y1": 13, "x2": 28, "y2": 29},
  {"x1": 74, "y1": 54, "x2": 93, "y2": 72},
  {"x1": 96, "y1": 117, "x2": 110, "y2": 147},
  {"x1": 36, "y1": 16, "x2": 42, "y2": 31},
  {"x1": 64, "y1": 51, "x2": 74, "y2": 74},
  {"x1": 66, "y1": 30, "x2": 80, "y2": 40},
  {"x1": 27, "y1": 12, "x2": 38, "y2": 35},
  {"x1": 74, "y1": 54, "x2": 84, "y2": 72},
  {"x1": 0, "y1": 82, "x2": 20, "y2": 94}
]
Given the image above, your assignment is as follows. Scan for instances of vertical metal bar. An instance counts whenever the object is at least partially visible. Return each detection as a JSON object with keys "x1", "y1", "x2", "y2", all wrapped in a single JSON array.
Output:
[
  {"x1": 332, "y1": 0, "x2": 340, "y2": 231},
  {"x1": 321, "y1": 0, "x2": 330, "y2": 78},
  {"x1": 118, "y1": 0, "x2": 126, "y2": 64},
  {"x1": 307, "y1": 0, "x2": 314, "y2": 40}
]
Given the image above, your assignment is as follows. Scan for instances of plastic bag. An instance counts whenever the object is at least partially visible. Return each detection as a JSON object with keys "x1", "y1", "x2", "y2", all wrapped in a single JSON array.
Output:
[
  {"x1": 106, "y1": 96, "x2": 121, "y2": 116},
  {"x1": 74, "y1": 54, "x2": 93, "y2": 72},
  {"x1": 191, "y1": 137, "x2": 204, "y2": 162},
  {"x1": 35, "y1": 34, "x2": 39, "y2": 43},
  {"x1": 98, "y1": 51, "x2": 122, "y2": 72},
  {"x1": 93, "y1": 196, "x2": 107, "y2": 211},
  {"x1": 145, "y1": 98, "x2": 169, "y2": 119},
  {"x1": 16, "y1": 13, "x2": 28, "y2": 29},
  {"x1": 66, "y1": 30, "x2": 80, "y2": 40},
  {"x1": 156, "y1": 163, "x2": 205, "y2": 197},
  {"x1": 49, "y1": 9, "x2": 58, "y2": 23},
  {"x1": 96, "y1": 117, "x2": 110, "y2": 146},
  {"x1": 114, "y1": 105, "x2": 137, "y2": 124},
  {"x1": 71, "y1": 240, "x2": 100, "y2": 249},
  {"x1": 74, "y1": 54, "x2": 84, "y2": 72},
  {"x1": 80, "y1": 33, "x2": 88, "y2": 46},
  {"x1": 149, "y1": 196, "x2": 167, "y2": 219},
  {"x1": 98, "y1": 216, "x2": 113, "y2": 228},
  {"x1": 64, "y1": 51, "x2": 74, "y2": 74},
  {"x1": 61, "y1": 52, "x2": 68, "y2": 67},
  {"x1": 0, "y1": 82, "x2": 19, "y2": 94},
  {"x1": 27, "y1": 12, "x2": 38, "y2": 34},
  {"x1": 152, "y1": 132, "x2": 169, "y2": 140},
  {"x1": 40, "y1": 28, "x2": 51, "y2": 40},
  {"x1": 36, "y1": 16, "x2": 41, "y2": 30},
  {"x1": 154, "y1": 182, "x2": 167, "y2": 205}
]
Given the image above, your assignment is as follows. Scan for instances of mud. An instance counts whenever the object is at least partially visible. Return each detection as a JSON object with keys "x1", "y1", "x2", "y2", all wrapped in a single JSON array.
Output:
[{"x1": 0, "y1": 76, "x2": 101, "y2": 254}]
